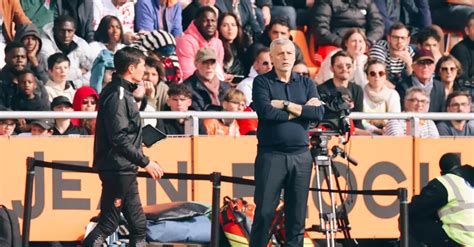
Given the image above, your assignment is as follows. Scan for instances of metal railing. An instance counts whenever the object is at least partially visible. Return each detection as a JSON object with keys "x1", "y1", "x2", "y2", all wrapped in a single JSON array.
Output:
[{"x1": 1, "y1": 111, "x2": 474, "y2": 136}]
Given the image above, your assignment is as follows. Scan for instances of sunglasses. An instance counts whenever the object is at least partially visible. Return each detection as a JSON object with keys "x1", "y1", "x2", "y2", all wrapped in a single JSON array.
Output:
[
  {"x1": 82, "y1": 100, "x2": 96, "y2": 105},
  {"x1": 440, "y1": 67, "x2": 457, "y2": 73},
  {"x1": 297, "y1": 72, "x2": 309, "y2": 77},
  {"x1": 415, "y1": 60, "x2": 434, "y2": 65},
  {"x1": 262, "y1": 61, "x2": 271, "y2": 66},
  {"x1": 369, "y1": 71, "x2": 386, "y2": 77}
]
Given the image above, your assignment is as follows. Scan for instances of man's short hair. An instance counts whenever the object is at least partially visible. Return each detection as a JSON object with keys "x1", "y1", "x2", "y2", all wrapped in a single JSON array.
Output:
[
  {"x1": 114, "y1": 47, "x2": 146, "y2": 75},
  {"x1": 466, "y1": 12, "x2": 474, "y2": 27},
  {"x1": 405, "y1": 86, "x2": 429, "y2": 100},
  {"x1": 4, "y1": 41, "x2": 25, "y2": 55},
  {"x1": 389, "y1": 22, "x2": 410, "y2": 36},
  {"x1": 17, "y1": 69, "x2": 37, "y2": 79},
  {"x1": 330, "y1": 50, "x2": 353, "y2": 66},
  {"x1": 253, "y1": 46, "x2": 270, "y2": 64},
  {"x1": 269, "y1": 38, "x2": 294, "y2": 53},
  {"x1": 168, "y1": 84, "x2": 192, "y2": 99},
  {"x1": 416, "y1": 27, "x2": 441, "y2": 44},
  {"x1": 224, "y1": 88, "x2": 246, "y2": 104},
  {"x1": 195, "y1": 6, "x2": 217, "y2": 21},
  {"x1": 439, "y1": 153, "x2": 461, "y2": 175},
  {"x1": 268, "y1": 17, "x2": 291, "y2": 31},
  {"x1": 47, "y1": 53, "x2": 70, "y2": 70},
  {"x1": 446, "y1": 91, "x2": 471, "y2": 108},
  {"x1": 54, "y1": 15, "x2": 76, "y2": 29}
]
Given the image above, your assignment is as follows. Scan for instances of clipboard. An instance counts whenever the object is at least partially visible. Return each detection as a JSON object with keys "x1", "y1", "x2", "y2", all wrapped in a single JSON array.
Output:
[{"x1": 142, "y1": 124, "x2": 167, "y2": 148}]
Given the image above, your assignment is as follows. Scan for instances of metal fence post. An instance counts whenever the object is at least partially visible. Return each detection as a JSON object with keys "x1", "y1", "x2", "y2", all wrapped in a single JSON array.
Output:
[
  {"x1": 409, "y1": 117, "x2": 420, "y2": 137},
  {"x1": 22, "y1": 157, "x2": 36, "y2": 247},
  {"x1": 185, "y1": 115, "x2": 200, "y2": 136},
  {"x1": 399, "y1": 188, "x2": 409, "y2": 247},
  {"x1": 210, "y1": 172, "x2": 222, "y2": 247}
]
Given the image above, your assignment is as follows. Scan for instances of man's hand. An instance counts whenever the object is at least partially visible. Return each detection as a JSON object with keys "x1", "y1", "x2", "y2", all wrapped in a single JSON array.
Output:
[
  {"x1": 124, "y1": 32, "x2": 140, "y2": 44},
  {"x1": 143, "y1": 81, "x2": 156, "y2": 99},
  {"x1": 392, "y1": 49, "x2": 412, "y2": 66},
  {"x1": 261, "y1": 6, "x2": 271, "y2": 26},
  {"x1": 144, "y1": 160, "x2": 164, "y2": 180},
  {"x1": 271, "y1": 99, "x2": 284, "y2": 109},
  {"x1": 305, "y1": 97, "x2": 323, "y2": 106}
]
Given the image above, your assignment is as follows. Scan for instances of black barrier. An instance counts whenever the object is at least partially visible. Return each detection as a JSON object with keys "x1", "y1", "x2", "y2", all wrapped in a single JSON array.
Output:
[{"x1": 22, "y1": 158, "x2": 408, "y2": 247}]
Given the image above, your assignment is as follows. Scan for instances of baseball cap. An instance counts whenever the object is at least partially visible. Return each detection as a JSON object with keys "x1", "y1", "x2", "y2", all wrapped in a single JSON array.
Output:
[
  {"x1": 413, "y1": 48, "x2": 435, "y2": 64},
  {"x1": 195, "y1": 47, "x2": 217, "y2": 63},
  {"x1": 30, "y1": 119, "x2": 53, "y2": 130},
  {"x1": 51, "y1": 96, "x2": 73, "y2": 110}
]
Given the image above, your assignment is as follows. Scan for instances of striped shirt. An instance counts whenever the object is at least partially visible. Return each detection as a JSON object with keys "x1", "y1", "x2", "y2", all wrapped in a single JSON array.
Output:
[
  {"x1": 369, "y1": 40, "x2": 414, "y2": 78},
  {"x1": 384, "y1": 119, "x2": 439, "y2": 137}
]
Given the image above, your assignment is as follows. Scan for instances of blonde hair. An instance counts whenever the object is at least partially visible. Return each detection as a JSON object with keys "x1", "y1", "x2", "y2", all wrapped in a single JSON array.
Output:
[{"x1": 224, "y1": 89, "x2": 246, "y2": 104}]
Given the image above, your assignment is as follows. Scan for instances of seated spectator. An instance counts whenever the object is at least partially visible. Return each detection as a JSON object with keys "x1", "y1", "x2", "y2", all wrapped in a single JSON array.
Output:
[
  {"x1": 369, "y1": 23, "x2": 415, "y2": 86},
  {"x1": 93, "y1": 0, "x2": 137, "y2": 43},
  {"x1": 133, "y1": 82, "x2": 157, "y2": 127},
  {"x1": 143, "y1": 57, "x2": 169, "y2": 111},
  {"x1": 384, "y1": 86, "x2": 439, "y2": 137},
  {"x1": 215, "y1": 0, "x2": 263, "y2": 42},
  {"x1": 40, "y1": 15, "x2": 93, "y2": 87},
  {"x1": 181, "y1": 0, "x2": 219, "y2": 31},
  {"x1": 183, "y1": 46, "x2": 230, "y2": 111},
  {"x1": 89, "y1": 15, "x2": 125, "y2": 60},
  {"x1": 203, "y1": 88, "x2": 245, "y2": 136},
  {"x1": 0, "y1": 42, "x2": 28, "y2": 109},
  {"x1": 135, "y1": 0, "x2": 183, "y2": 37},
  {"x1": 14, "y1": 24, "x2": 49, "y2": 82},
  {"x1": 20, "y1": 0, "x2": 54, "y2": 30},
  {"x1": 55, "y1": 0, "x2": 95, "y2": 42},
  {"x1": 0, "y1": 118, "x2": 16, "y2": 136},
  {"x1": 11, "y1": 69, "x2": 49, "y2": 112},
  {"x1": 430, "y1": 0, "x2": 474, "y2": 31},
  {"x1": 29, "y1": 119, "x2": 53, "y2": 136},
  {"x1": 236, "y1": 46, "x2": 272, "y2": 106},
  {"x1": 396, "y1": 48, "x2": 445, "y2": 112},
  {"x1": 292, "y1": 63, "x2": 309, "y2": 78},
  {"x1": 318, "y1": 51, "x2": 365, "y2": 133},
  {"x1": 90, "y1": 49, "x2": 115, "y2": 93},
  {"x1": 0, "y1": 0, "x2": 32, "y2": 43},
  {"x1": 72, "y1": 86, "x2": 99, "y2": 135},
  {"x1": 362, "y1": 59, "x2": 401, "y2": 135},
  {"x1": 176, "y1": 6, "x2": 225, "y2": 80},
  {"x1": 156, "y1": 83, "x2": 207, "y2": 135},
  {"x1": 437, "y1": 91, "x2": 474, "y2": 136},
  {"x1": 435, "y1": 55, "x2": 469, "y2": 100},
  {"x1": 247, "y1": 17, "x2": 304, "y2": 72},
  {"x1": 45, "y1": 53, "x2": 77, "y2": 103},
  {"x1": 218, "y1": 13, "x2": 248, "y2": 85},
  {"x1": 315, "y1": 28, "x2": 369, "y2": 87},
  {"x1": 416, "y1": 27, "x2": 443, "y2": 63},
  {"x1": 312, "y1": 0, "x2": 384, "y2": 47},
  {"x1": 50, "y1": 96, "x2": 88, "y2": 135},
  {"x1": 451, "y1": 13, "x2": 474, "y2": 81}
]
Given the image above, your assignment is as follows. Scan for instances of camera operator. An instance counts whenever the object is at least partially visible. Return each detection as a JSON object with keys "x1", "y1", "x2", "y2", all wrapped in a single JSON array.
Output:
[{"x1": 250, "y1": 38, "x2": 324, "y2": 247}]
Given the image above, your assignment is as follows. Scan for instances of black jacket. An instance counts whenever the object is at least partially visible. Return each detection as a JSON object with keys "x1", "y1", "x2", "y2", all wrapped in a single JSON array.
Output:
[
  {"x1": 14, "y1": 24, "x2": 49, "y2": 82},
  {"x1": 312, "y1": 0, "x2": 384, "y2": 46},
  {"x1": 93, "y1": 74, "x2": 150, "y2": 174},
  {"x1": 451, "y1": 37, "x2": 474, "y2": 80},
  {"x1": 183, "y1": 73, "x2": 230, "y2": 111},
  {"x1": 0, "y1": 68, "x2": 19, "y2": 109},
  {"x1": 55, "y1": 0, "x2": 95, "y2": 42},
  {"x1": 396, "y1": 76, "x2": 446, "y2": 113}
]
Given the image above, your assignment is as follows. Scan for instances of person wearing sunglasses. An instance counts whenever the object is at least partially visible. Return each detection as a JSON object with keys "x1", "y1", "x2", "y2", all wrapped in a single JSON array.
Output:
[
  {"x1": 436, "y1": 91, "x2": 474, "y2": 136},
  {"x1": 396, "y1": 48, "x2": 446, "y2": 112},
  {"x1": 435, "y1": 55, "x2": 474, "y2": 107},
  {"x1": 71, "y1": 86, "x2": 99, "y2": 135},
  {"x1": 292, "y1": 62, "x2": 310, "y2": 78},
  {"x1": 362, "y1": 59, "x2": 401, "y2": 135}
]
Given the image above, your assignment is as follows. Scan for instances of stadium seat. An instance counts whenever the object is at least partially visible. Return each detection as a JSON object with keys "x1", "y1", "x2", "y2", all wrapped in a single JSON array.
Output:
[{"x1": 290, "y1": 30, "x2": 319, "y2": 78}]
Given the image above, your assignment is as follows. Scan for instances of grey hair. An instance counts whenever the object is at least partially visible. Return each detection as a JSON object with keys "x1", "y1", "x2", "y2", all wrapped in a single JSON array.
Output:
[
  {"x1": 270, "y1": 38, "x2": 295, "y2": 53},
  {"x1": 405, "y1": 86, "x2": 429, "y2": 100}
]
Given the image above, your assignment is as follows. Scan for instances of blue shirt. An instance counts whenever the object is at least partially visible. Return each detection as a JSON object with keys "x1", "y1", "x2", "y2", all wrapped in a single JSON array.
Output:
[
  {"x1": 252, "y1": 69, "x2": 324, "y2": 153},
  {"x1": 135, "y1": 0, "x2": 183, "y2": 37}
]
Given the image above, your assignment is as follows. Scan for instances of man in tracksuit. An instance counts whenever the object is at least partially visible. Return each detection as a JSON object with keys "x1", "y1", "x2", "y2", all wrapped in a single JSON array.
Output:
[{"x1": 83, "y1": 47, "x2": 164, "y2": 247}]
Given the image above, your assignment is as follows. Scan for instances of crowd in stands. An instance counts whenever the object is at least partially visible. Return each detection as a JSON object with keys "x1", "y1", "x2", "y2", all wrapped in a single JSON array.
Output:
[{"x1": 0, "y1": 0, "x2": 473, "y2": 138}]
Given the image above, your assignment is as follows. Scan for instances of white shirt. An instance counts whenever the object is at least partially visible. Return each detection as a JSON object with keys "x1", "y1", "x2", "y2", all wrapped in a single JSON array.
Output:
[
  {"x1": 93, "y1": 0, "x2": 135, "y2": 33},
  {"x1": 236, "y1": 67, "x2": 258, "y2": 106}
]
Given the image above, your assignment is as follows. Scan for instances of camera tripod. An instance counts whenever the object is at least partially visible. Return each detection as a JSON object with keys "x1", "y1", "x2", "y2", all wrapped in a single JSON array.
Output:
[{"x1": 307, "y1": 133, "x2": 358, "y2": 247}]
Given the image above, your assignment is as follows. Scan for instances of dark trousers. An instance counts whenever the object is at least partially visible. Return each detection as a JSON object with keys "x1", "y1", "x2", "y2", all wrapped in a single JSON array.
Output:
[
  {"x1": 409, "y1": 218, "x2": 461, "y2": 247},
  {"x1": 249, "y1": 150, "x2": 313, "y2": 247},
  {"x1": 83, "y1": 174, "x2": 147, "y2": 247}
]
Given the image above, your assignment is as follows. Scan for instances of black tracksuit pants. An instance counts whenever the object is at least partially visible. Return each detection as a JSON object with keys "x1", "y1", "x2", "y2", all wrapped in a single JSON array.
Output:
[
  {"x1": 249, "y1": 150, "x2": 313, "y2": 247},
  {"x1": 83, "y1": 174, "x2": 147, "y2": 246}
]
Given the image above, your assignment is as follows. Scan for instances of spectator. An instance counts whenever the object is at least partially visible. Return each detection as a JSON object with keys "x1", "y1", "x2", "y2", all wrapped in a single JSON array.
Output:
[
  {"x1": 292, "y1": 63, "x2": 309, "y2": 78},
  {"x1": 135, "y1": 0, "x2": 183, "y2": 37},
  {"x1": 312, "y1": 0, "x2": 384, "y2": 47},
  {"x1": 50, "y1": 96, "x2": 88, "y2": 135},
  {"x1": 55, "y1": 0, "x2": 95, "y2": 42},
  {"x1": 215, "y1": 0, "x2": 263, "y2": 42},
  {"x1": 45, "y1": 53, "x2": 77, "y2": 103},
  {"x1": 93, "y1": 0, "x2": 138, "y2": 43},
  {"x1": 72, "y1": 86, "x2": 99, "y2": 135},
  {"x1": 183, "y1": 46, "x2": 230, "y2": 111},
  {"x1": 416, "y1": 27, "x2": 443, "y2": 64},
  {"x1": 143, "y1": 57, "x2": 169, "y2": 111},
  {"x1": 89, "y1": 15, "x2": 125, "y2": 60},
  {"x1": 218, "y1": 13, "x2": 247, "y2": 85},
  {"x1": 11, "y1": 69, "x2": 49, "y2": 112},
  {"x1": 437, "y1": 91, "x2": 474, "y2": 136},
  {"x1": 384, "y1": 86, "x2": 439, "y2": 137},
  {"x1": 396, "y1": 48, "x2": 445, "y2": 112},
  {"x1": 451, "y1": 13, "x2": 474, "y2": 81},
  {"x1": 203, "y1": 88, "x2": 245, "y2": 136},
  {"x1": 176, "y1": 6, "x2": 225, "y2": 80},
  {"x1": 0, "y1": 42, "x2": 28, "y2": 109},
  {"x1": 40, "y1": 15, "x2": 93, "y2": 87},
  {"x1": 315, "y1": 28, "x2": 369, "y2": 87},
  {"x1": 236, "y1": 46, "x2": 271, "y2": 106},
  {"x1": 90, "y1": 49, "x2": 115, "y2": 93},
  {"x1": 29, "y1": 119, "x2": 53, "y2": 136},
  {"x1": 133, "y1": 82, "x2": 158, "y2": 127},
  {"x1": 435, "y1": 55, "x2": 469, "y2": 100},
  {"x1": 362, "y1": 59, "x2": 401, "y2": 135},
  {"x1": 20, "y1": 0, "x2": 54, "y2": 30},
  {"x1": 156, "y1": 83, "x2": 207, "y2": 134},
  {"x1": 270, "y1": 0, "x2": 314, "y2": 29},
  {"x1": 430, "y1": 0, "x2": 474, "y2": 32},
  {"x1": 0, "y1": 0, "x2": 32, "y2": 43},
  {"x1": 14, "y1": 24, "x2": 49, "y2": 82},
  {"x1": 181, "y1": 0, "x2": 219, "y2": 31},
  {"x1": 369, "y1": 22, "x2": 415, "y2": 86},
  {"x1": 0, "y1": 118, "x2": 16, "y2": 136},
  {"x1": 318, "y1": 51, "x2": 365, "y2": 133},
  {"x1": 247, "y1": 17, "x2": 304, "y2": 72}
]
